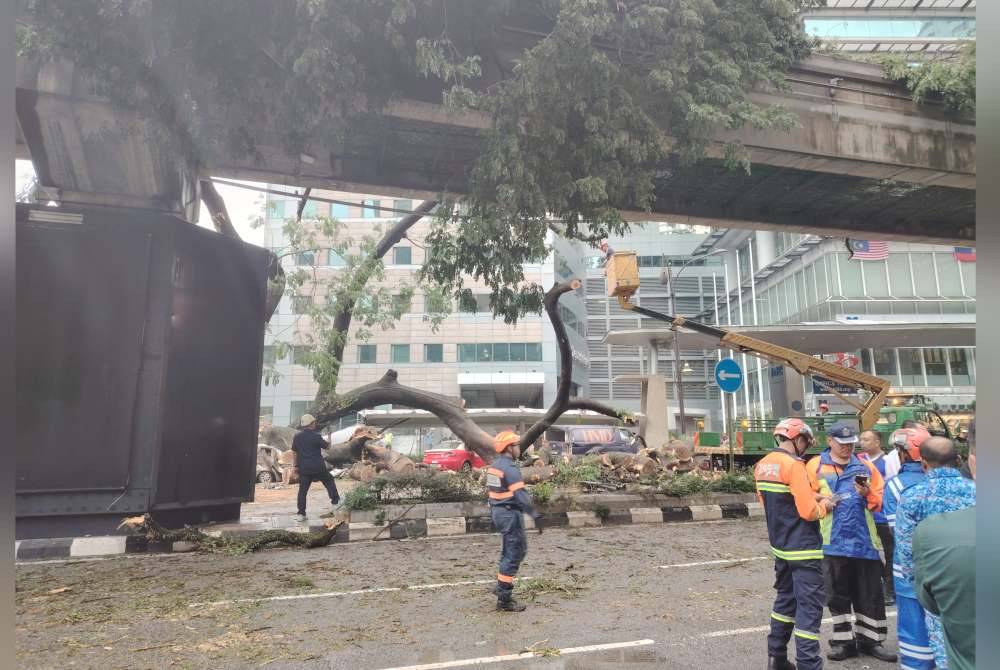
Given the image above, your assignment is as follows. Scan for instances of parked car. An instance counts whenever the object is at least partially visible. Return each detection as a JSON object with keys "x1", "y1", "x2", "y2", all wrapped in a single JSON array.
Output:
[
  {"x1": 256, "y1": 444, "x2": 283, "y2": 484},
  {"x1": 546, "y1": 425, "x2": 642, "y2": 456},
  {"x1": 422, "y1": 440, "x2": 486, "y2": 472}
]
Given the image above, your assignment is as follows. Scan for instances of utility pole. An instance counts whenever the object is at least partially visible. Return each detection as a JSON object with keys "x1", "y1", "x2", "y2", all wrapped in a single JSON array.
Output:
[{"x1": 665, "y1": 261, "x2": 687, "y2": 436}]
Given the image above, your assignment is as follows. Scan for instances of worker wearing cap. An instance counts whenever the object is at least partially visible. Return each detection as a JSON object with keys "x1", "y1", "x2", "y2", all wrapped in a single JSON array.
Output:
[
  {"x1": 807, "y1": 421, "x2": 895, "y2": 663},
  {"x1": 755, "y1": 418, "x2": 834, "y2": 670},
  {"x1": 882, "y1": 426, "x2": 935, "y2": 670},
  {"x1": 291, "y1": 414, "x2": 339, "y2": 522},
  {"x1": 487, "y1": 431, "x2": 542, "y2": 612}
]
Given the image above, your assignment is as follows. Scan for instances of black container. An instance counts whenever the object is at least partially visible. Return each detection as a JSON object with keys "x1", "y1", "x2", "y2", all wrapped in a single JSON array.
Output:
[{"x1": 16, "y1": 203, "x2": 270, "y2": 539}]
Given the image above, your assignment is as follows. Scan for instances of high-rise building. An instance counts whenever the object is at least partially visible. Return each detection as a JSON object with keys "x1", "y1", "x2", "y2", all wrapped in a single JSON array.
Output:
[
  {"x1": 258, "y1": 189, "x2": 591, "y2": 430},
  {"x1": 801, "y1": 0, "x2": 975, "y2": 55}
]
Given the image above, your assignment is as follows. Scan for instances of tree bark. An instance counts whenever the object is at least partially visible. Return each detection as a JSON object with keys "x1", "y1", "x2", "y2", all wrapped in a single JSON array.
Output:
[
  {"x1": 314, "y1": 369, "x2": 496, "y2": 463},
  {"x1": 314, "y1": 199, "x2": 438, "y2": 403},
  {"x1": 600, "y1": 452, "x2": 657, "y2": 476},
  {"x1": 520, "y1": 280, "x2": 629, "y2": 449},
  {"x1": 323, "y1": 430, "x2": 377, "y2": 467},
  {"x1": 520, "y1": 465, "x2": 558, "y2": 484}
]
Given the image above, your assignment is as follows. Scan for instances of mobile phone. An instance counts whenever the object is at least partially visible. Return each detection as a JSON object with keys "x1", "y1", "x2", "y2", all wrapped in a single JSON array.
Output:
[{"x1": 854, "y1": 475, "x2": 869, "y2": 486}]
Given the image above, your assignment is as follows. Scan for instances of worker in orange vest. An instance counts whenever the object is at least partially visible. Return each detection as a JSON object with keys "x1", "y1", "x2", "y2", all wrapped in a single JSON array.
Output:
[{"x1": 487, "y1": 431, "x2": 542, "y2": 612}]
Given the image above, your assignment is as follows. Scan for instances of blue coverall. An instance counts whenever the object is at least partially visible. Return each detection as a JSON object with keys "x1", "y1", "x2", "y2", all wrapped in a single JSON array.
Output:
[{"x1": 487, "y1": 454, "x2": 539, "y2": 599}]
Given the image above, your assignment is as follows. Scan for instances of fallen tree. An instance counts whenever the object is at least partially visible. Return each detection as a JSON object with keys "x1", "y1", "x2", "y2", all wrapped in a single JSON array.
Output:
[{"x1": 118, "y1": 514, "x2": 344, "y2": 554}]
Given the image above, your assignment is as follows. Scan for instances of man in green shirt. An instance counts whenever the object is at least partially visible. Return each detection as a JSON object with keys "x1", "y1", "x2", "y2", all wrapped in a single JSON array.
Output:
[{"x1": 912, "y1": 506, "x2": 976, "y2": 670}]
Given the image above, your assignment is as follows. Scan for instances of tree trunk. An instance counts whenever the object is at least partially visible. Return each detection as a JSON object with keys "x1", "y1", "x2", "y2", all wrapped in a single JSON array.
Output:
[
  {"x1": 364, "y1": 443, "x2": 415, "y2": 473},
  {"x1": 600, "y1": 452, "x2": 658, "y2": 476},
  {"x1": 323, "y1": 430, "x2": 376, "y2": 467},
  {"x1": 313, "y1": 200, "x2": 438, "y2": 403},
  {"x1": 314, "y1": 369, "x2": 496, "y2": 463},
  {"x1": 520, "y1": 465, "x2": 558, "y2": 484}
]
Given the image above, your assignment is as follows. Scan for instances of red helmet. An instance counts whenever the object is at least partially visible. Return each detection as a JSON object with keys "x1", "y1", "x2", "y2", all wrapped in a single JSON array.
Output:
[
  {"x1": 891, "y1": 426, "x2": 931, "y2": 461},
  {"x1": 774, "y1": 418, "x2": 813, "y2": 442}
]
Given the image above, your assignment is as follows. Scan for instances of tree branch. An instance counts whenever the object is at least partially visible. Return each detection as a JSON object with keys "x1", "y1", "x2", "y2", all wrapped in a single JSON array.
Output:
[
  {"x1": 313, "y1": 369, "x2": 495, "y2": 462},
  {"x1": 565, "y1": 398, "x2": 635, "y2": 424},
  {"x1": 547, "y1": 222, "x2": 606, "y2": 244},
  {"x1": 313, "y1": 199, "x2": 439, "y2": 402}
]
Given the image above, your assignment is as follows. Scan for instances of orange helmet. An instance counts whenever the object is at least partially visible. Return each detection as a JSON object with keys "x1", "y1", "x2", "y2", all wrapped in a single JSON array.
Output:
[
  {"x1": 891, "y1": 426, "x2": 931, "y2": 461},
  {"x1": 494, "y1": 430, "x2": 520, "y2": 453},
  {"x1": 774, "y1": 418, "x2": 813, "y2": 442}
]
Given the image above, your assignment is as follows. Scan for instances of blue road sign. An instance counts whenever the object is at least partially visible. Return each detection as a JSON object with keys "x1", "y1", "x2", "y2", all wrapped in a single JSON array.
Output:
[{"x1": 715, "y1": 358, "x2": 744, "y2": 394}]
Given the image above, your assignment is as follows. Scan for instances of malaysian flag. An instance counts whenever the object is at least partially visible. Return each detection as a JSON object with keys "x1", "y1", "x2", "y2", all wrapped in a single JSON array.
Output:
[
  {"x1": 845, "y1": 239, "x2": 889, "y2": 261},
  {"x1": 953, "y1": 247, "x2": 976, "y2": 262}
]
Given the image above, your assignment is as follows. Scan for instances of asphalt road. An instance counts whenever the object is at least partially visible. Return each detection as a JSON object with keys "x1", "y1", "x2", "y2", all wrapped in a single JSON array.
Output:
[{"x1": 15, "y1": 519, "x2": 899, "y2": 670}]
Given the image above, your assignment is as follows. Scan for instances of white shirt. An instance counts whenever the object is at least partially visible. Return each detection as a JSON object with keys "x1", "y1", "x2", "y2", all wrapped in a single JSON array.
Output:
[{"x1": 884, "y1": 449, "x2": 901, "y2": 479}]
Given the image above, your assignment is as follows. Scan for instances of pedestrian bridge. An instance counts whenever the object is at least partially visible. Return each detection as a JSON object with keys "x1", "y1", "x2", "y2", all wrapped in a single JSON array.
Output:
[{"x1": 16, "y1": 50, "x2": 974, "y2": 244}]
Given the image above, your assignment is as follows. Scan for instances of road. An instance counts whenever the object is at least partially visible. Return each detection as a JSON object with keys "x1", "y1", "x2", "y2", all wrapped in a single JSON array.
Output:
[{"x1": 15, "y1": 519, "x2": 898, "y2": 669}]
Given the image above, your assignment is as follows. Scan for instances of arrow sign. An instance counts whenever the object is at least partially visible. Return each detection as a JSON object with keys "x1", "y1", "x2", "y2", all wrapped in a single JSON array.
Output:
[{"x1": 715, "y1": 358, "x2": 744, "y2": 394}]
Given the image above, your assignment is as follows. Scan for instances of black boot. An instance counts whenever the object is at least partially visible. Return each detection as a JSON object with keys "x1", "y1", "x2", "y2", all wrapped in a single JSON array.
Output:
[
  {"x1": 859, "y1": 642, "x2": 897, "y2": 663},
  {"x1": 495, "y1": 585, "x2": 526, "y2": 612},
  {"x1": 826, "y1": 641, "x2": 858, "y2": 661},
  {"x1": 767, "y1": 656, "x2": 795, "y2": 670}
]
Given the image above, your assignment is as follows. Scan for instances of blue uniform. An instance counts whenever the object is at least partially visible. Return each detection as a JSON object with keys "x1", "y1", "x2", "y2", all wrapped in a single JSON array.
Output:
[
  {"x1": 894, "y1": 468, "x2": 976, "y2": 669},
  {"x1": 487, "y1": 455, "x2": 539, "y2": 589}
]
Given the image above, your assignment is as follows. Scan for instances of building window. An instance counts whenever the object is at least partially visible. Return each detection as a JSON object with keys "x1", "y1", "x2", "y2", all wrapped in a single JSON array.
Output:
[
  {"x1": 424, "y1": 344, "x2": 443, "y2": 363},
  {"x1": 393, "y1": 199, "x2": 412, "y2": 214},
  {"x1": 358, "y1": 344, "x2": 377, "y2": 364},
  {"x1": 509, "y1": 343, "x2": 526, "y2": 362},
  {"x1": 493, "y1": 343, "x2": 510, "y2": 362},
  {"x1": 296, "y1": 251, "x2": 315, "y2": 266},
  {"x1": 392, "y1": 293, "x2": 411, "y2": 314},
  {"x1": 393, "y1": 246, "x2": 412, "y2": 265},
  {"x1": 898, "y1": 349, "x2": 924, "y2": 386},
  {"x1": 300, "y1": 200, "x2": 320, "y2": 219},
  {"x1": 458, "y1": 344, "x2": 478, "y2": 363},
  {"x1": 268, "y1": 200, "x2": 286, "y2": 220},
  {"x1": 289, "y1": 401, "x2": 310, "y2": 428},
  {"x1": 873, "y1": 349, "x2": 897, "y2": 378},
  {"x1": 331, "y1": 203, "x2": 352, "y2": 219},
  {"x1": 361, "y1": 199, "x2": 381, "y2": 218},
  {"x1": 950, "y1": 348, "x2": 971, "y2": 385},
  {"x1": 476, "y1": 343, "x2": 493, "y2": 362},
  {"x1": 924, "y1": 348, "x2": 949, "y2": 385},
  {"x1": 292, "y1": 295, "x2": 313, "y2": 314},
  {"x1": 526, "y1": 343, "x2": 543, "y2": 361},
  {"x1": 459, "y1": 293, "x2": 492, "y2": 313},
  {"x1": 326, "y1": 250, "x2": 346, "y2": 267},
  {"x1": 391, "y1": 344, "x2": 411, "y2": 364}
]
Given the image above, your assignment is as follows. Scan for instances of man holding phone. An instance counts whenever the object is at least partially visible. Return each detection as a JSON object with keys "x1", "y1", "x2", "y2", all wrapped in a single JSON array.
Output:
[{"x1": 807, "y1": 421, "x2": 895, "y2": 662}]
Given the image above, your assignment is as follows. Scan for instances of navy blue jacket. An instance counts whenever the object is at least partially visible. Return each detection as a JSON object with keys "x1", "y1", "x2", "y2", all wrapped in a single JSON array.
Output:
[
  {"x1": 292, "y1": 429, "x2": 329, "y2": 475},
  {"x1": 487, "y1": 454, "x2": 539, "y2": 518}
]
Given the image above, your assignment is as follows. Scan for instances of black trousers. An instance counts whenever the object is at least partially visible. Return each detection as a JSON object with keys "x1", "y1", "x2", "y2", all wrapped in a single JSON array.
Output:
[
  {"x1": 823, "y1": 555, "x2": 888, "y2": 647},
  {"x1": 768, "y1": 558, "x2": 824, "y2": 670},
  {"x1": 297, "y1": 470, "x2": 340, "y2": 515},
  {"x1": 875, "y1": 523, "x2": 895, "y2": 598}
]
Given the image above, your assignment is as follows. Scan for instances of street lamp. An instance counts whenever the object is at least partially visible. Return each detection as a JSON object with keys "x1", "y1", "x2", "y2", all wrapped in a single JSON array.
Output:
[{"x1": 662, "y1": 248, "x2": 727, "y2": 435}]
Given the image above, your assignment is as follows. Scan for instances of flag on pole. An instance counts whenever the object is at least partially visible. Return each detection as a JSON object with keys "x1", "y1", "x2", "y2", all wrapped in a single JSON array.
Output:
[
  {"x1": 953, "y1": 246, "x2": 976, "y2": 262},
  {"x1": 845, "y1": 239, "x2": 889, "y2": 261}
]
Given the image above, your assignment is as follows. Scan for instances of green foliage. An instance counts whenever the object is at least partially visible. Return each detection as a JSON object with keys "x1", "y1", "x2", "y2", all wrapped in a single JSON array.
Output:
[
  {"x1": 658, "y1": 473, "x2": 710, "y2": 497},
  {"x1": 368, "y1": 469, "x2": 485, "y2": 504},
  {"x1": 552, "y1": 457, "x2": 602, "y2": 486},
  {"x1": 342, "y1": 484, "x2": 379, "y2": 511},
  {"x1": 708, "y1": 470, "x2": 757, "y2": 494},
  {"x1": 19, "y1": 0, "x2": 815, "y2": 382},
  {"x1": 592, "y1": 503, "x2": 611, "y2": 522},
  {"x1": 882, "y1": 43, "x2": 975, "y2": 116},
  {"x1": 530, "y1": 481, "x2": 556, "y2": 505}
]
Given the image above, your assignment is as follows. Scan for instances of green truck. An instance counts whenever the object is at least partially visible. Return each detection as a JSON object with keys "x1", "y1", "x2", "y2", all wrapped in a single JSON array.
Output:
[{"x1": 693, "y1": 404, "x2": 954, "y2": 467}]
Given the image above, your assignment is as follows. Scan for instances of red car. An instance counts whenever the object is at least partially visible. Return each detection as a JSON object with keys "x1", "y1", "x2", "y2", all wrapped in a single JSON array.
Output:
[{"x1": 423, "y1": 440, "x2": 486, "y2": 472}]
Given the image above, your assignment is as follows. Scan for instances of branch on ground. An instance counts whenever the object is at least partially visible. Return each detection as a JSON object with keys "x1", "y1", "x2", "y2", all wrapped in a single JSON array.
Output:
[{"x1": 118, "y1": 514, "x2": 343, "y2": 554}]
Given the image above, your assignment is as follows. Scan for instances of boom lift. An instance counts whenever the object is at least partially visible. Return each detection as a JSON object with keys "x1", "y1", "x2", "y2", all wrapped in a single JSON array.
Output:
[{"x1": 605, "y1": 252, "x2": 890, "y2": 430}]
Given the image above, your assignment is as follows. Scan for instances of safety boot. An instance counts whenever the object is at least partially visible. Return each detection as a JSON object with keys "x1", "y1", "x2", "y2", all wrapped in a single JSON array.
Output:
[
  {"x1": 766, "y1": 656, "x2": 795, "y2": 670},
  {"x1": 858, "y1": 642, "x2": 897, "y2": 663},
  {"x1": 826, "y1": 641, "x2": 858, "y2": 661},
  {"x1": 495, "y1": 586, "x2": 526, "y2": 612}
]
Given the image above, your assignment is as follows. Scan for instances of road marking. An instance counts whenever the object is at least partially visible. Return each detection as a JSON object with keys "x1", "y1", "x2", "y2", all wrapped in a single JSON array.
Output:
[
  {"x1": 680, "y1": 610, "x2": 898, "y2": 644},
  {"x1": 190, "y1": 576, "x2": 535, "y2": 608},
  {"x1": 658, "y1": 556, "x2": 770, "y2": 569},
  {"x1": 374, "y1": 639, "x2": 656, "y2": 670}
]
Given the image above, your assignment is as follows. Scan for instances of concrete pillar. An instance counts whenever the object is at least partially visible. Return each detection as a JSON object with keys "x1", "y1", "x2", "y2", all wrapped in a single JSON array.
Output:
[
  {"x1": 755, "y1": 231, "x2": 778, "y2": 269},
  {"x1": 650, "y1": 344, "x2": 659, "y2": 374},
  {"x1": 640, "y1": 374, "x2": 669, "y2": 449},
  {"x1": 768, "y1": 366, "x2": 806, "y2": 418}
]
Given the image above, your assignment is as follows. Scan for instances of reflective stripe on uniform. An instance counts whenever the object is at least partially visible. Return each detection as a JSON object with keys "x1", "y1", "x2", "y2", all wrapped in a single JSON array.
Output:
[
  {"x1": 756, "y1": 482, "x2": 791, "y2": 494},
  {"x1": 508, "y1": 481, "x2": 525, "y2": 492},
  {"x1": 830, "y1": 630, "x2": 856, "y2": 641},
  {"x1": 771, "y1": 546, "x2": 823, "y2": 561},
  {"x1": 487, "y1": 468, "x2": 504, "y2": 477},
  {"x1": 854, "y1": 613, "x2": 886, "y2": 628},
  {"x1": 856, "y1": 627, "x2": 883, "y2": 641},
  {"x1": 771, "y1": 611, "x2": 794, "y2": 624},
  {"x1": 497, "y1": 573, "x2": 514, "y2": 584},
  {"x1": 794, "y1": 629, "x2": 820, "y2": 641},
  {"x1": 489, "y1": 490, "x2": 515, "y2": 500}
]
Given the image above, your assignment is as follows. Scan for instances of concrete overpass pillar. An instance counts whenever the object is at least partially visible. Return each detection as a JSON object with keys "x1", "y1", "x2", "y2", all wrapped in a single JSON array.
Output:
[
  {"x1": 755, "y1": 232, "x2": 777, "y2": 269},
  {"x1": 640, "y1": 374, "x2": 669, "y2": 450}
]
